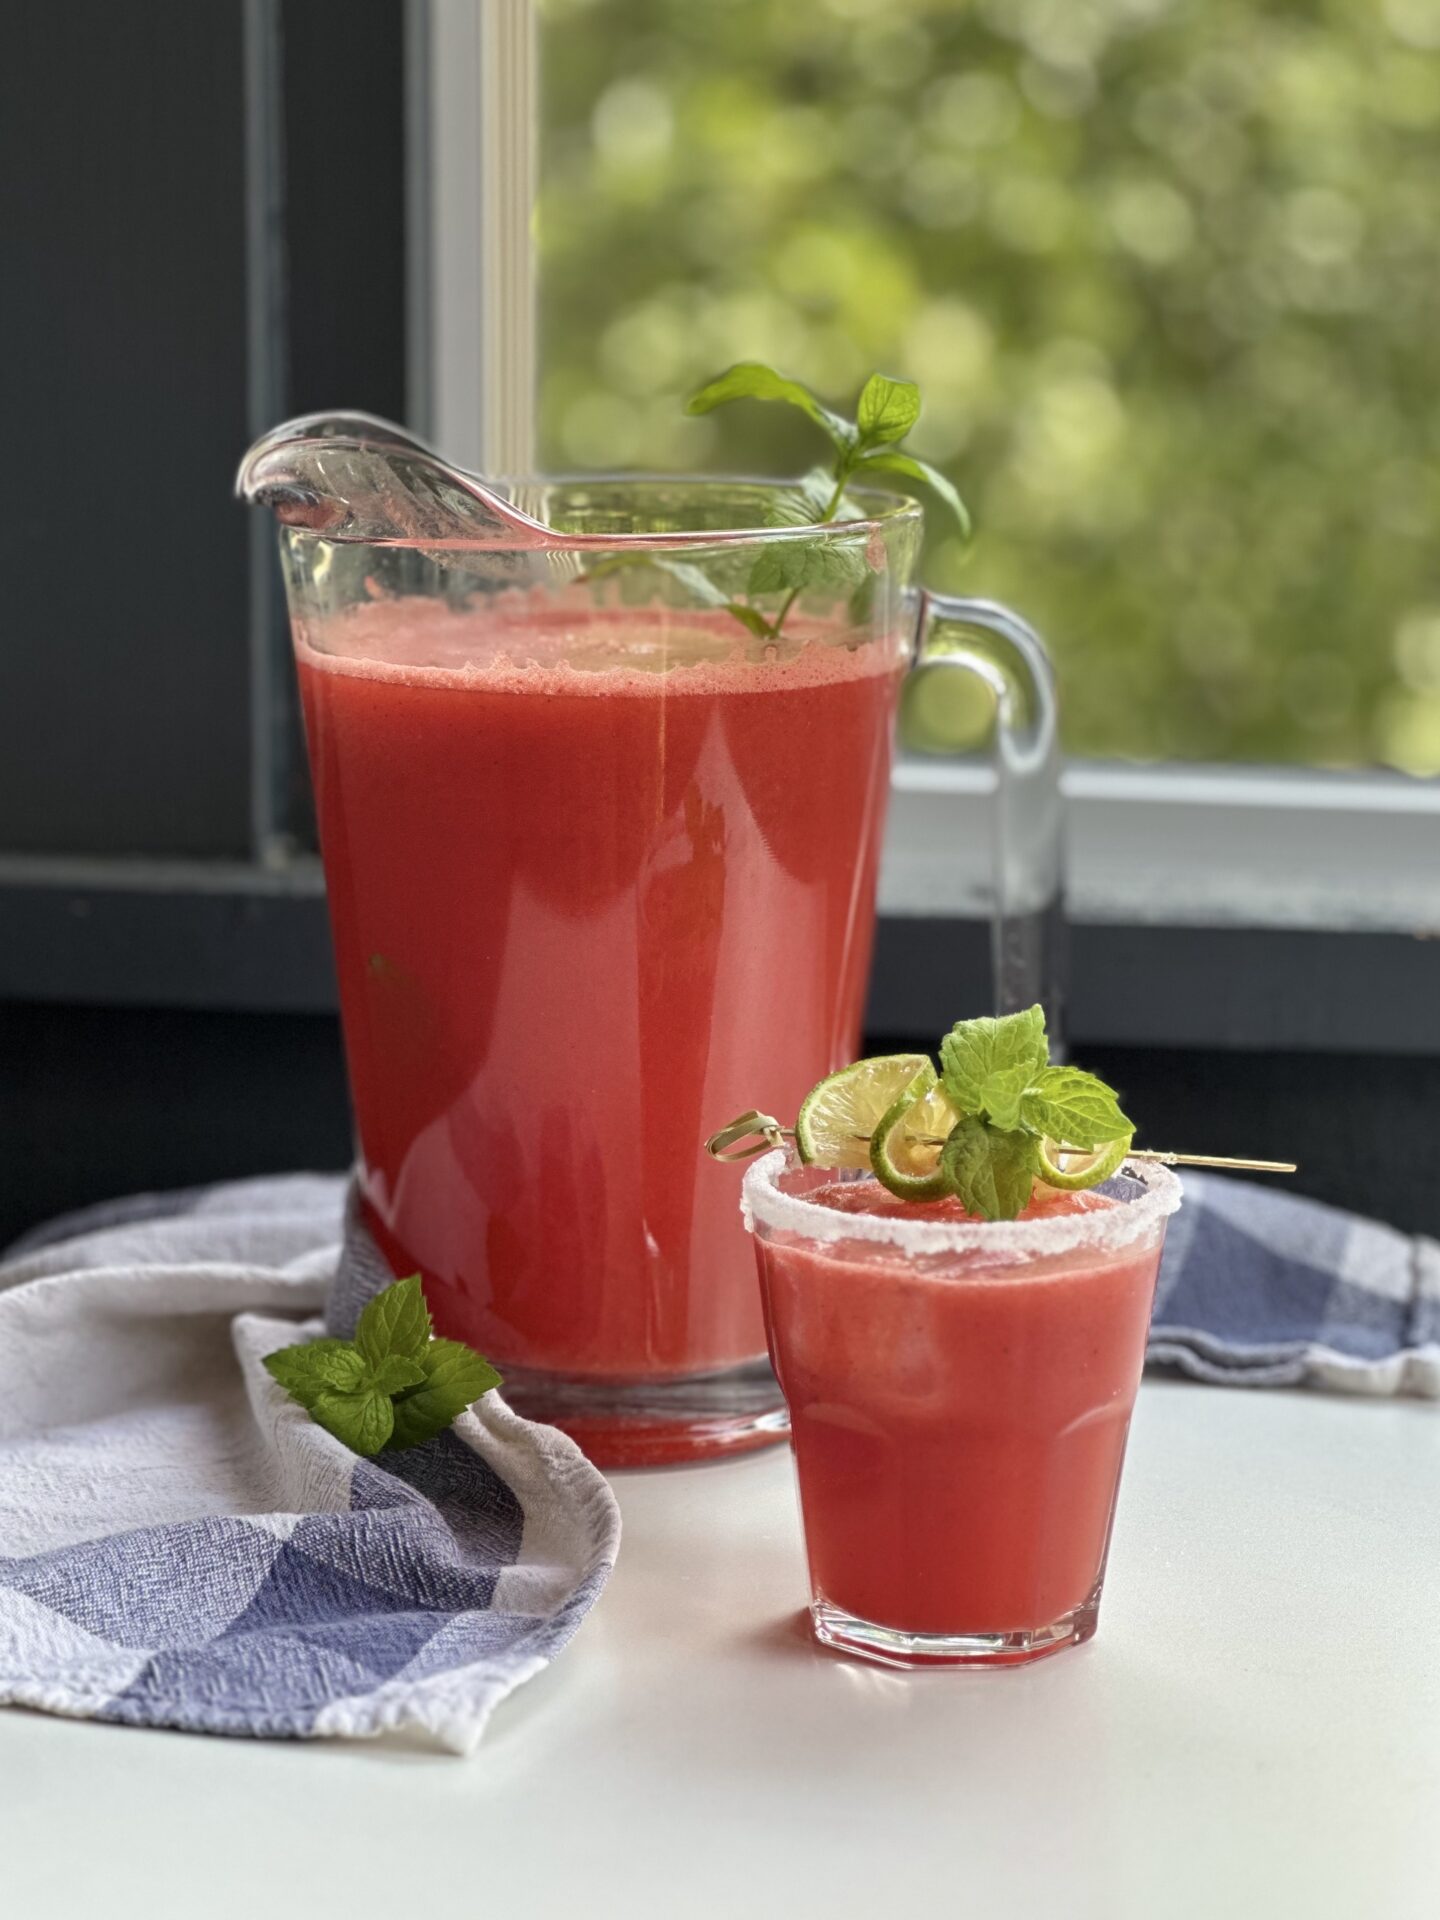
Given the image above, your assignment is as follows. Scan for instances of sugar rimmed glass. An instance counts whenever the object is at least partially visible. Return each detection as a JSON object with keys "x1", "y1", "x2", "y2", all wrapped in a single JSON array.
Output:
[{"x1": 743, "y1": 1151, "x2": 1183, "y2": 1667}]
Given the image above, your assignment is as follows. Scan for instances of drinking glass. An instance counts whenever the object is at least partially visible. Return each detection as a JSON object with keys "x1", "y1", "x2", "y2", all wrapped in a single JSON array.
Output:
[
  {"x1": 744, "y1": 1151, "x2": 1182, "y2": 1665},
  {"x1": 239, "y1": 413, "x2": 1064, "y2": 1465}
]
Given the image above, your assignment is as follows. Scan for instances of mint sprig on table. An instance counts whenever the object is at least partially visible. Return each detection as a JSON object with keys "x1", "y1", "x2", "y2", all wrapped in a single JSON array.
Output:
[
  {"x1": 794, "y1": 1005, "x2": 1134, "y2": 1222},
  {"x1": 264, "y1": 1276, "x2": 501, "y2": 1456},
  {"x1": 683, "y1": 361, "x2": 970, "y2": 643}
]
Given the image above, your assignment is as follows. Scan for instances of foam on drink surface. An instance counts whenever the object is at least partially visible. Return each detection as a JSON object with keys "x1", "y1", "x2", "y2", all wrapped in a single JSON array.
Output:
[
  {"x1": 808, "y1": 1181, "x2": 1120, "y2": 1225},
  {"x1": 296, "y1": 596, "x2": 904, "y2": 700}
]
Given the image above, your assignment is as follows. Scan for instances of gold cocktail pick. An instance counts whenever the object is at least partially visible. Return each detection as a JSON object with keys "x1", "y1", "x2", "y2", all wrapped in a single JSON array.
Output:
[
  {"x1": 705, "y1": 1111, "x2": 790, "y2": 1161},
  {"x1": 703, "y1": 1111, "x2": 1296, "y2": 1174},
  {"x1": 1127, "y1": 1149, "x2": 1297, "y2": 1173}
]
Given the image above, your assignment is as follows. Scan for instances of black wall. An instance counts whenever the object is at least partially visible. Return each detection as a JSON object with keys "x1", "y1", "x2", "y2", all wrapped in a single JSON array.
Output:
[
  {"x1": 1, "y1": 3, "x2": 254, "y2": 857},
  {"x1": 3, "y1": 1005, "x2": 1433, "y2": 1249},
  {"x1": 0, "y1": 0, "x2": 406, "y2": 863},
  {"x1": 0, "y1": 3, "x2": 406, "y2": 1236}
]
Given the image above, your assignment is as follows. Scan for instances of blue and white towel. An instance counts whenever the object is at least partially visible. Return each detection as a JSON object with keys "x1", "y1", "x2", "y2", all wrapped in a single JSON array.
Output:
[
  {"x1": 0, "y1": 1176, "x2": 619, "y2": 1752},
  {"x1": 1152, "y1": 1171, "x2": 1440, "y2": 1396}
]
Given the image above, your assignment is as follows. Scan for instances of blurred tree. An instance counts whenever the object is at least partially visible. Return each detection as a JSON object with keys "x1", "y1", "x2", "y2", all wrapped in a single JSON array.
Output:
[{"x1": 538, "y1": 0, "x2": 1440, "y2": 770}]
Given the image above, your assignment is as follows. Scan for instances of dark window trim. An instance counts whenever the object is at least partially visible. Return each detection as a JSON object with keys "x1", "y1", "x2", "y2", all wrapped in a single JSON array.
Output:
[{"x1": 1, "y1": 855, "x2": 1434, "y2": 1058}]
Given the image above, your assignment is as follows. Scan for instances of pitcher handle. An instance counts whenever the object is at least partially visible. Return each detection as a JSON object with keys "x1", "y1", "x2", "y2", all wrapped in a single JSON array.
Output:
[{"x1": 906, "y1": 593, "x2": 1066, "y2": 1041}]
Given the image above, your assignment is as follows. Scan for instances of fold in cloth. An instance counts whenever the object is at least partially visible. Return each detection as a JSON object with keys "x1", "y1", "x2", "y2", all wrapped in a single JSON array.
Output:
[
  {"x1": 0, "y1": 1176, "x2": 619, "y2": 1752},
  {"x1": 1152, "y1": 1171, "x2": 1440, "y2": 1397}
]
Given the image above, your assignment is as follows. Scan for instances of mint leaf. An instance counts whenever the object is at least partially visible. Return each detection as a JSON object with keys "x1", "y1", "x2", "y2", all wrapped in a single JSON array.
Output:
[
  {"x1": 977, "y1": 1063, "x2": 1031, "y2": 1131},
  {"x1": 583, "y1": 552, "x2": 725, "y2": 603},
  {"x1": 807, "y1": 540, "x2": 868, "y2": 588},
  {"x1": 1021, "y1": 1066, "x2": 1133, "y2": 1150},
  {"x1": 939, "y1": 1006, "x2": 1049, "y2": 1115},
  {"x1": 854, "y1": 449, "x2": 971, "y2": 536},
  {"x1": 613, "y1": 556, "x2": 774, "y2": 638},
  {"x1": 637, "y1": 555, "x2": 765, "y2": 611},
  {"x1": 856, "y1": 373, "x2": 920, "y2": 447},
  {"x1": 686, "y1": 362, "x2": 856, "y2": 450},
  {"x1": 366, "y1": 1352, "x2": 427, "y2": 1396},
  {"x1": 264, "y1": 1339, "x2": 366, "y2": 1412},
  {"x1": 748, "y1": 536, "x2": 865, "y2": 599},
  {"x1": 747, "y1": 541, "x2": 811, "y2": 597},
  {"x1": 311, "y1": 1386, "x2": 396, "y2": 1456},
  {"x1": 941, "y1": 1117, "x2": 1040, "y2": 1222},
  {"x1": 583, "y1": 551, "x2": 770, "y2": 638},
  {"x1": 355, "y1": 1275, "x2": 432, "y2": 1369},
  {"x1": 767, "y1": 465, "x2": 841, "y2": 528},
  {"x1": 424, "y1": 1337, "x2": 503, "y2": 1404},
  {"x1": 387, "y1": 1339, "x2": 504, "y2": 1452},
  {"x1": 725, "y1": 601, "x2": 777, "y2": 640},
  {"x1": 626, "y1": 556, "x2": 735, "y2": 609}
]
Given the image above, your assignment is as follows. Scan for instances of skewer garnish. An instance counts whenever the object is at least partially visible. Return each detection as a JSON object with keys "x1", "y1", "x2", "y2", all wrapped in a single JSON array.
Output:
[
  {"x1": 704, "y1": 1117, "x2": 1294, "y2": 1177},
  {"x1": 704, "y1": 1007, "x2": 1295, "y2": 1219}
]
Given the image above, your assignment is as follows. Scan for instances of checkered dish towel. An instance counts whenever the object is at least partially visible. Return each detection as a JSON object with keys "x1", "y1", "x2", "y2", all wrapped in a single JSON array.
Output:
[
  {"x1": 0, "y1": 1176, "x2": 619, "y2": 1752},
  {"x1": 1152, "y1": 1171, "x2": 1440, "y2": 1396}
]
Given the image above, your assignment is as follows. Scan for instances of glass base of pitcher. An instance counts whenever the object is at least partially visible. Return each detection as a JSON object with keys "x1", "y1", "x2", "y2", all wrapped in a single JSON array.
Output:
[{"x1": 500, "y1": 1356, "x2": 790, "y2": 1468}]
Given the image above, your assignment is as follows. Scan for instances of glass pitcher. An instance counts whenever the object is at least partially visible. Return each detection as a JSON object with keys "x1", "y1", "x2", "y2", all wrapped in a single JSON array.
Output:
[{"x1": 238, "y1": 413, "x2": 1063, "y2": 1466}]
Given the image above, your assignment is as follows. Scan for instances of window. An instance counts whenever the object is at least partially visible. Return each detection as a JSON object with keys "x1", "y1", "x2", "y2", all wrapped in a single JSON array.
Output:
[{"x1": 535, "y1": 0, "x2": 1440, "y2": 775}]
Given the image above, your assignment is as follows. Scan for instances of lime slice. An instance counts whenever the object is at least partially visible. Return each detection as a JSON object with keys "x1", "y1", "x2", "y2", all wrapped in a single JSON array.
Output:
[
  {"x1": 1035, "y1": 1134, "x2": 1133, "y2": 1192},
  {"x1": 870, "y1": 1068, "x2": 959, "y2": 1201},
  {"x1": 796, "y1": 1054, "x2": 932, "y2": 1169}
]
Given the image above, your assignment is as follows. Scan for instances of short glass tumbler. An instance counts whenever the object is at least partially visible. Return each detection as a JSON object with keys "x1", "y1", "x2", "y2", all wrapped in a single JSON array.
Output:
[{"x1": 743, "y1": 1152, "x2": 1182, "y2": 1668}]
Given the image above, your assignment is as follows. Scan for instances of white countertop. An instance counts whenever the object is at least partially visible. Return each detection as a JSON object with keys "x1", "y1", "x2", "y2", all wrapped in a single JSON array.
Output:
[{"x1": 2, "y1": 1378, "x2": 1437, "y2": 1919}]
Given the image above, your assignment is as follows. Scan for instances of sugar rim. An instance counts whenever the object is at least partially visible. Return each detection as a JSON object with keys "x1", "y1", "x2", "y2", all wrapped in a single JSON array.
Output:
[{"x1": 741, "y1": 1150, "x2": 1182, "y2": 1259}]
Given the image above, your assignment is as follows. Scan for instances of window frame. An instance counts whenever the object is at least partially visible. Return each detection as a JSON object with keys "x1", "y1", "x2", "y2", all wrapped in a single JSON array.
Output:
[
  {"x1": 884, "y1": 758, "x2": 1440, "y2": 935},
  {"x1": 2, "y1": 835, "x2": 1435, "y2": 1056}
]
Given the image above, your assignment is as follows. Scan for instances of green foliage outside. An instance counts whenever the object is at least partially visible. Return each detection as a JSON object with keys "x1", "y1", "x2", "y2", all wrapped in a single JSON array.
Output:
[{"x1": 538, "y1": 0, "x2": 1440, "y2": 770}]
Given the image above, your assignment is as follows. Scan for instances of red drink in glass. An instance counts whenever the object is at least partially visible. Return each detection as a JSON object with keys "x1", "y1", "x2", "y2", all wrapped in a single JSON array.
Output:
[{"x1": 745, "y1": 1155, "x2": 1181, "y2": 1665}]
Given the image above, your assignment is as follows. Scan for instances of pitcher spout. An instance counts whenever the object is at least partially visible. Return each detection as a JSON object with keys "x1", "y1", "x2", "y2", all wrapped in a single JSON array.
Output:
[{"x1": 236, "y1": 410, "x2": 551, "y2": 547}]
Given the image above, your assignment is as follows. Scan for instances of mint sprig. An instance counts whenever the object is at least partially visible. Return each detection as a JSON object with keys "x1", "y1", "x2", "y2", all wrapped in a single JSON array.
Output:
[
  {"x1": 685, "y1": 362, "x2": 970, "y2": 641},
  {"x1": 1020, "y1": 1065, "x2": 1132, "y2": 1151},
  {"x1": 932, "y1": 1006, "x2": 1133, "y2": 1219},
  {"x1": 686, "y1": 362, "x2": 857, "y2": 447},
  {"x1": 941, "y1": 1116, "x2": 1042, "y2": 1223},
  {"x1": 938, "y1": 1006, "x2": 1049, "y2": 1117},
  {"x1": 791, "y1": 1005, "x2": 1134, "y2": 1221},
  {"x1": 263, "y1": 1276, "x2": 502, "y2": 1456}
]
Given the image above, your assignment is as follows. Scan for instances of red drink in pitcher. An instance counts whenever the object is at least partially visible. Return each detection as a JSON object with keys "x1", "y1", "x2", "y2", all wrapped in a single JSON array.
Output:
[
  {"x1": 241, "y1": 424, "x2": 1063, "y2": 1464},
  {"x1": 297, "y1": 603, "x2": 901, "y2": 1421}
]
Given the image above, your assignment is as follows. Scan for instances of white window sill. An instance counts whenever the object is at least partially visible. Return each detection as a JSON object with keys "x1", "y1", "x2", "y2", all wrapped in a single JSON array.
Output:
[{"x1": 882, "y1": 759, "x2": 1440, "y2": 936}]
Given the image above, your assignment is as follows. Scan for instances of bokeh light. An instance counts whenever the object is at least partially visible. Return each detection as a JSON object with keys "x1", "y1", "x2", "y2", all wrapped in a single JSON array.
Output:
[{"x1": 538, "y1": 0, "x2": 1440, "y2": 770}]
